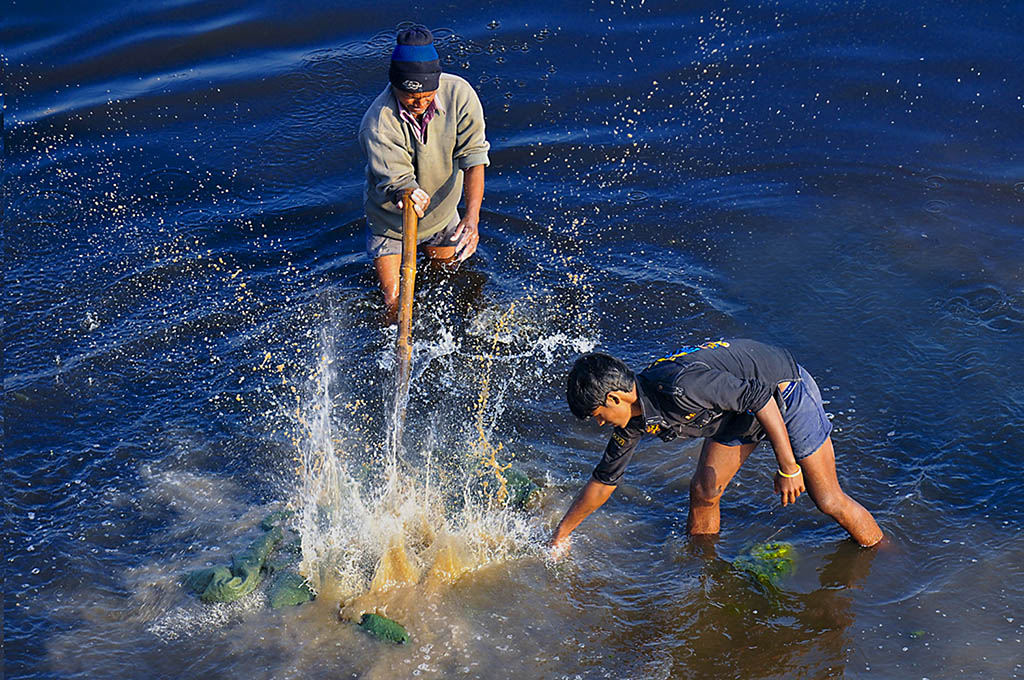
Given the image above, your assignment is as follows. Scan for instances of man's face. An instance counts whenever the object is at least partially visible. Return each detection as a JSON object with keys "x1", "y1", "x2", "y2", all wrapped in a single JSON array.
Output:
[
  {"x1": 393, "y1": 88, "x2": 438, "y2": 117},
  {"x1": 590, "y1": 392, "x2": 633, "y2": 429}
]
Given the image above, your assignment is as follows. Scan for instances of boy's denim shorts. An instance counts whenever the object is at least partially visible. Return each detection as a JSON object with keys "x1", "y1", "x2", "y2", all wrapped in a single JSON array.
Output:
[
  {"x1": 366, "y1": 211, "x2": 461, "y2": 259},
  {"x1": 712, "y1": 365, "x2": 833, "y2": 460}
]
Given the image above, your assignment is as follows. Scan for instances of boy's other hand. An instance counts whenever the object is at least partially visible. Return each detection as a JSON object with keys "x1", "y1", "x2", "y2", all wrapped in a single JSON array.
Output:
[{"x1": 774, "y1": 471, "x2": 805, "y2": 507}]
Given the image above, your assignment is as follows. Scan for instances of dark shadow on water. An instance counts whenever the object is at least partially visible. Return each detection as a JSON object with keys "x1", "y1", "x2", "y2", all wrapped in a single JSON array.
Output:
[
  {"x1": 416, "y1": 255, "x2": 491, "y2": 331},
  {"x1": 599, "y1": 538, "x2": 880, "y2": 678},
  {"x1": 693, "y1": 539, "x2": 876, "y2": 678}
]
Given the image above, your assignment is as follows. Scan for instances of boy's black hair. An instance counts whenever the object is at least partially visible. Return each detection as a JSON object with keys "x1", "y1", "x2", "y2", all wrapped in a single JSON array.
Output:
[{"x1": 566, "y1": 353, "x2": 636, "y2": 419}]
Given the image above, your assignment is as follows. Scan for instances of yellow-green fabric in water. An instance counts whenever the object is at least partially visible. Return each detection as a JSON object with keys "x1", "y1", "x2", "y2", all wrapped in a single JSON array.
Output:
[{"x1": 732, "y1": 541, "x2": 795, "y2": 590}]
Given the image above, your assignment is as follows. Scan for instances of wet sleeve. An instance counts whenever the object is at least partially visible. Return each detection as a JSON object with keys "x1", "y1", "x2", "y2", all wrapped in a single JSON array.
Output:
[
  {"x1": 678, "y1": 365, "x2": 773, "y2": 414},
  {"x1": 453, "y1": 85, "x2": 490, "y2": 170},
  {"x1": 591, "y1": 420, "x2": 643, "y2": 486},
  {"x1": 358, "y1": 115, "x2": 418, "y2": 205}
]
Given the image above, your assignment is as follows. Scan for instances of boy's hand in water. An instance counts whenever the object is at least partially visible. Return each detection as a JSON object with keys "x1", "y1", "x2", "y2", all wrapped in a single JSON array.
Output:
[{"x1": 548, "y1": 536, "x2": 571, "y2": 561}]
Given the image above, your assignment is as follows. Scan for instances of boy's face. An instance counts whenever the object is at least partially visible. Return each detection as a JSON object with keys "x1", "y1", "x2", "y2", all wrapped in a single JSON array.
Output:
[{"x1": 590, "y1": 391, "x2": 633, "y2": 429}]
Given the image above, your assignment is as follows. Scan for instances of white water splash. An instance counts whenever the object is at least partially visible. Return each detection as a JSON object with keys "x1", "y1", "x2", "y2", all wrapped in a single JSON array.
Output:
[{"x1": 291, "y1": 299, "x2": 595, "y2": 613}]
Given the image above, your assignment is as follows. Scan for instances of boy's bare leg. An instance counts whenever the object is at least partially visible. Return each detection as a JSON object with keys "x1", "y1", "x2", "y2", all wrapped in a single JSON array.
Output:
[
  {"x1": 373, "y1": 254, "x2": 400, "y2": 322},
  {"x1": 687, "y1": 440, "x2": 758, "y2": 535},
  {"x1": 801, "y1": 437, "x2": 884, "y2": 547}
]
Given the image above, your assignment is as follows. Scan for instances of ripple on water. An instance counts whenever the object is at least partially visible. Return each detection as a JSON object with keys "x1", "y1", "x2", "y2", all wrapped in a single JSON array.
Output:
[
  {"x1": 140, "y1": 167, "x2": 202, "y2": 206},
  {"x1": 6, "y1": 220, "x2": 71, "y2": 261},
  {"x1": 336, "y1": 29, "x2": 396, "y2": 60},
  {"x1": 938, "y1": 283, "x2": 1023, "y2": 334},
  {"x1": 256, "y1": 49, "x2": 369, "y2": 170},
  {"x1": 626, "y1": 189, "x2": 650, "y2": 203},
  {"x1": 292, "y1": 52, "x2": 365, "y2": 125},
  {"x1": 10, "y1": 187, "x2": 80, "y2": 222}
]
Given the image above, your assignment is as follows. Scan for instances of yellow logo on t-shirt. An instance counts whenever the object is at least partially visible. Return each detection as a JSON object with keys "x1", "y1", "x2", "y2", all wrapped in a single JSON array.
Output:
[
  {"x1": 645, "y1": 424, "x2": 661, "y2": 435},
  {"x1": 653, "y1": 340, "x2": 730, "y2": 365}
]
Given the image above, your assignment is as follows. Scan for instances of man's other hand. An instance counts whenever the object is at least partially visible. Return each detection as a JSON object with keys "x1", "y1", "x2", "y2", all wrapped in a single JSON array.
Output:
[{"x1": 452, "y1": 216, "x2": 479, "y2": 261}]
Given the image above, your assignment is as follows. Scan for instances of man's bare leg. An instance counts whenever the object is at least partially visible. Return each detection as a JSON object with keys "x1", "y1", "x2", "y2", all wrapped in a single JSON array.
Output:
[
  {"x1": 801, "y1": 437, "x2": 884, "y2": 547},
  {"x1": 687, "y1": 440, "x2": 758, "y2": 535},
  {"x1": 373, "y1": 254, "x2": 400, "y2": 322}
]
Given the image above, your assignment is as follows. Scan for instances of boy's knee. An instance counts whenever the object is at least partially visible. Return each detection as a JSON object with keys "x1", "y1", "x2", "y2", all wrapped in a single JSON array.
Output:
[
  {"x1": 689, "y1": 468, "x2": 724, "y2": 505},
  {"x1": 812, "y1": 490, "x2": 849, "y2": 518}
]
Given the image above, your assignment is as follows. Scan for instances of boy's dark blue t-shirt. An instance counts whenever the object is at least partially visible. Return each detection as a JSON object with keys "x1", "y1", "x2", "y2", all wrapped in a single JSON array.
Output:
[{"x1": 592, "y1": 339, "x2": 801, "y2": 485}]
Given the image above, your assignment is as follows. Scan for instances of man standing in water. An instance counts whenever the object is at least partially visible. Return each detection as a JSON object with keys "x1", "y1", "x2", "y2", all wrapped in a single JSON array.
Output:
[
  {"x1": 359, "y1": 27, "x2": 490, "y2": 319},
  {"x1": 550, "y1": 339, "x2": 884, "y2": 556}
]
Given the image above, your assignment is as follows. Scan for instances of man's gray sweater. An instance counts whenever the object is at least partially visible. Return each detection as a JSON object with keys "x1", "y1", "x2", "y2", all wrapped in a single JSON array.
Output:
[{"x1": 359, "y1": 73, "x2": 490, "y2": 241}]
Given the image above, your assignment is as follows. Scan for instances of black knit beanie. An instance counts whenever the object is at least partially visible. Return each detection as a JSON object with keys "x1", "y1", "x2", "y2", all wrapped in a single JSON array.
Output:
[{"x1": 389, "y1": 27, "x2": 442, "y2": 92}]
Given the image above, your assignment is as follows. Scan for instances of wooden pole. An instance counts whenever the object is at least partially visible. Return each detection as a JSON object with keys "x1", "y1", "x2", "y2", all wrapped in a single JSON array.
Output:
[{"x1": 393, "y1": 189, "x2": 418, "y2": 441}]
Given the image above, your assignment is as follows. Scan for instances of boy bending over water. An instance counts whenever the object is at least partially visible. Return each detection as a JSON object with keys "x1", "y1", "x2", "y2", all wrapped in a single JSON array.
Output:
[{"x1": 550, "y1": 339, "x2": 883, "y2": 556}]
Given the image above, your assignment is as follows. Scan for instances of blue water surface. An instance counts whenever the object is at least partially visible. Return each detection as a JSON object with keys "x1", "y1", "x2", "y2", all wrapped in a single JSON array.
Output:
[{"x1": 4, "y1": 1, "x2": 1023, "y2": 678}]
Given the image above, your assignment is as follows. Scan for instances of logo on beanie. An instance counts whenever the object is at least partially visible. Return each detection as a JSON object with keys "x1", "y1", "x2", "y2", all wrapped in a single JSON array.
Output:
[{"x1": 402, "y1": 79, "x2": 423, "y2": 91}]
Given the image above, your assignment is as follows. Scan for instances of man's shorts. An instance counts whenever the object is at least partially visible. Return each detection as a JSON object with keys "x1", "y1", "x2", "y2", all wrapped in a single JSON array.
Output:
[
  {"x1": 712, "y1": 365, "x2": 833, "y2": 460},
  {"x1": 365, "y1": 211, "x2": 461, "y2": 259}
]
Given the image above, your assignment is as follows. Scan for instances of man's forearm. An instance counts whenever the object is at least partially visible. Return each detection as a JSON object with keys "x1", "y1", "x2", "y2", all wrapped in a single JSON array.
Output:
[
  {"x1": 552, "y1": 478, "x2": 616, "y2": 543},
  {"x1": 462, "y1": 164, "x2": 484, "y2": 218}
]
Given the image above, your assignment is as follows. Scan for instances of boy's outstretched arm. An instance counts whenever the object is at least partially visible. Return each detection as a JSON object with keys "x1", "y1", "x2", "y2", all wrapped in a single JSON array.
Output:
[
  {"x1": 754, "y1": 399, "x2": 806, "y2": 506},
  {"x1": 549, "y1": 479, "x2": 617, "y2": 557}
]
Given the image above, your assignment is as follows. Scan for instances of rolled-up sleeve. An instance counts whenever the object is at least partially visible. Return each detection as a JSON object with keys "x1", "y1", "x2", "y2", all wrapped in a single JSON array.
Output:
[
  {"x1": 453, "y1": 86, "x2": 490, "y2": 170},
  {"x1": 358, "y1": 115, "x2": 418, "y2": 205},
  {"x1": 678, "y1": 366, "x2": 773, "y2": 414},
  {"x1": 592, "y1": 420, "x2": 644, "y2": 485}
]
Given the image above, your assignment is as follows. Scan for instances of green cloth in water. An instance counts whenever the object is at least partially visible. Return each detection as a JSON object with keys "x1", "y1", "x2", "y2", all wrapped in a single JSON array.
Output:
[
  {"x1": 359, "y1": 613, "x2": 409, "y2": 643},
  {"x1": 266, "y1": 539, "x2": 302, "y2": 575},
  {"x1": 467, "y1": 465, "x2": 542, "y2": 511},
  {"x1": 183, "y1": 566, "x2": 231, "y2": 595},
  {"x1": 732, "y1": 542, "x2": 795, "y2": 590},
  {"x1": 268, "y1": 571, "x2": 315, "y2": 609},
  {"x1": 260, "y1": 509, "x2": 295, "y2": 531},
  {"x1": 502, "y1": 468, "x2": 541, "y2": 510},
  {"x1": 185, "y1": 526, "x2": 283, "y2": 603}
]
